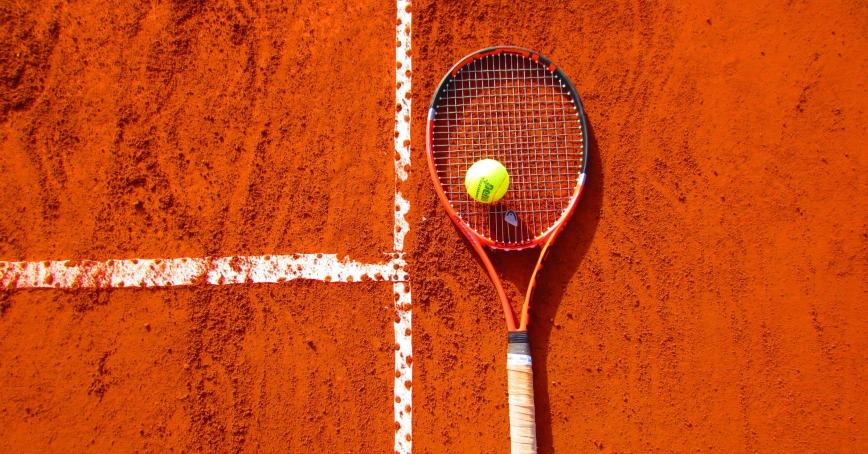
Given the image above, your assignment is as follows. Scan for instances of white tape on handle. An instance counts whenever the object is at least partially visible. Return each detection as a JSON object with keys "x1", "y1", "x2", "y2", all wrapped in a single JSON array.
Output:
[{"x1": 507, "y1": 352, "x2": 537, "y2": 453}]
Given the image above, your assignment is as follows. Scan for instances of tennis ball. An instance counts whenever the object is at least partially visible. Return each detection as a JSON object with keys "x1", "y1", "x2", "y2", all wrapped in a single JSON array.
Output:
[{"x1": 465, "y1": 159, "x2": 509, "y2": 204}]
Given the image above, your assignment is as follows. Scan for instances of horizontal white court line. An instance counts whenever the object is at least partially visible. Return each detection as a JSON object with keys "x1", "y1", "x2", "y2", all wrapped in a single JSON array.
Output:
[{"x1": 0, "y1": 253, "x2": 407, "y2": 289}]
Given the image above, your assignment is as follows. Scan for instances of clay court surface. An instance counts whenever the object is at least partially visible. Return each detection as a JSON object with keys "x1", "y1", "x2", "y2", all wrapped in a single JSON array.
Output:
[{"x1": 1, "y1": 0, "x2": 865, "y2": 452}]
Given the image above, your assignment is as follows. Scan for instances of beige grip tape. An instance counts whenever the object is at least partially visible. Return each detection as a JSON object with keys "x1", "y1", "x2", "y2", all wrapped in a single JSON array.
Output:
[{"x1": 507, "y1": 353, "x2": 537, "y2": 453}]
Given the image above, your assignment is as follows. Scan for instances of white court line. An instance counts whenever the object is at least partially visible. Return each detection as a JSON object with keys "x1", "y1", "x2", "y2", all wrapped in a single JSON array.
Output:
[
  {"x1": 0, "y1": 254, "x2": 407, "y2": 289},
  {"x1": 393, "y1": 0, "x2": 413, "y2": 451}
]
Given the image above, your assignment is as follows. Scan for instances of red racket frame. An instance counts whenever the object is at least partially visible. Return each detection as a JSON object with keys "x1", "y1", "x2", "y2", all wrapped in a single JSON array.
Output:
[{"x1": 425, "y1": 46, "x2": 589, "y2": 332}]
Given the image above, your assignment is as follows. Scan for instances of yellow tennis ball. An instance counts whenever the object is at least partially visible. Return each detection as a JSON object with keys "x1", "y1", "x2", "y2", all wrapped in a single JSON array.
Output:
[{"x1": 465, "y1": 159, "x2": 510, "y2": 204}]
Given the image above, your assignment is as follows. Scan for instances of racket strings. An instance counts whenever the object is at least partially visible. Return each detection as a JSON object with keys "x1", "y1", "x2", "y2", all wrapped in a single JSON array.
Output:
[{"x1": 432, "y1": 53, "x2": 584, "y2": 246}]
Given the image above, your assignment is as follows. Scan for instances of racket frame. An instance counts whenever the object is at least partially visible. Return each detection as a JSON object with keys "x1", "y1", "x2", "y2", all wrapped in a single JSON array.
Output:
[{"x1": 425, "y1": 46, "x2": 589, "y2": 332}]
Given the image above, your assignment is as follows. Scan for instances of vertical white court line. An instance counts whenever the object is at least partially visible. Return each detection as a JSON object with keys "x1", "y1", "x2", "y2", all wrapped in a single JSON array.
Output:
[{"x1": 393, "y1": 0, "x2": 412, "y2": 452}]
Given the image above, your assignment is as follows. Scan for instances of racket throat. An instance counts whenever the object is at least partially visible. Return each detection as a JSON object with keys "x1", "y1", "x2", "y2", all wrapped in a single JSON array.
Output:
[{"x1": 517, "y1": 235, "x2": 557, "y2": 331}]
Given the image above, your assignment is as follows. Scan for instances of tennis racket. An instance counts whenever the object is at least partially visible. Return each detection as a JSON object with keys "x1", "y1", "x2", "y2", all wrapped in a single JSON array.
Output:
[{"x1": 425, "y1": 47, "x2": 589, "y2": 453}]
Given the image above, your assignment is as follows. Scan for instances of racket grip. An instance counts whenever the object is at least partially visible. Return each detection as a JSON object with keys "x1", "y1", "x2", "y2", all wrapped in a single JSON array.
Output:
[{"x1": 507, "y1": 331, "x2": 537, "y2": 453}]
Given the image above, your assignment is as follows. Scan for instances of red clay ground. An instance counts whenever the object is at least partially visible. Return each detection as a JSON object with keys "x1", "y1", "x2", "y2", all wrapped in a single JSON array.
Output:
[
  {"x1": 1, "y1": 0, "x2": 397, "y2": 452},
  {"x1": 1, "y1": 0, "x2": 866, "y2": 453},
  {"x1": 0, "y1": 0, "x2": 395, "y2": 263},
  {"x1": 0, "y1": 284, "x2": 395, "y2": 452},
  {"x1": 408, "y1": 0, "x2": 866, "y2": 452}
]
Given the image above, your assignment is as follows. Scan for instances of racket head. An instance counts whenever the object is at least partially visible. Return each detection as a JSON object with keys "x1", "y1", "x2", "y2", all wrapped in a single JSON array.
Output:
[{"x1": 426, "y1": 46, "x2": 589, "y2": 250}]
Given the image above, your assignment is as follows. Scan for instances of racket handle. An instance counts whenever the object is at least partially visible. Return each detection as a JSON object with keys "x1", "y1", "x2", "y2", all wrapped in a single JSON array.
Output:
[{"x1": 507, "y1": 331, "x2": 537, "y2": 453}]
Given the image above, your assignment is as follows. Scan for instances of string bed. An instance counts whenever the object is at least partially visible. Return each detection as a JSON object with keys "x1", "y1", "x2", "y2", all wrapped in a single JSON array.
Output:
[{"x1": 431, "y1": 53, "x2": 585, "y2": 246}]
